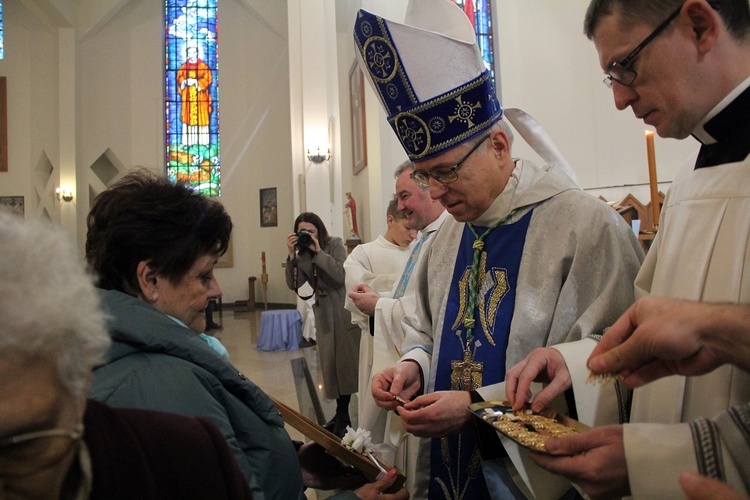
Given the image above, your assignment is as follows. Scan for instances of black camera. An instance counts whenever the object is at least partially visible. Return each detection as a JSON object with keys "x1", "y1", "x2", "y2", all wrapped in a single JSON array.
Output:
[{"x1": 296, "y1": 229, "x2": 313, "y2": 251}]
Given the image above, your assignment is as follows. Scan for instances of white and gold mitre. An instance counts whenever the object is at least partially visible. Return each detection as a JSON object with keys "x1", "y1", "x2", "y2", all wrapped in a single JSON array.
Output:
[{"x1": 353, "y1": 0, "x2": 502, "y2": 161}]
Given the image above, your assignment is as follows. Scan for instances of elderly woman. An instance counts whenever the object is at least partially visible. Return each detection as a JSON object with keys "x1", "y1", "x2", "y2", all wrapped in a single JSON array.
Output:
[
  {"x1": 0, "y1": 211, "x2": 251, "y2": 499},
  {"x1": 86, "y1": 170, "x2": 303, "y2": 499},
  {"x1": 286, "y1": 212, "x2": 360, "y2": 437}
]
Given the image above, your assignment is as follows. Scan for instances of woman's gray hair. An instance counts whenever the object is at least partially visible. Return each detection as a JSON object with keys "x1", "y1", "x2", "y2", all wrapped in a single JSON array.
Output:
[{"x1": 0, "y1": 211, "x2": 111, "y2": 397}]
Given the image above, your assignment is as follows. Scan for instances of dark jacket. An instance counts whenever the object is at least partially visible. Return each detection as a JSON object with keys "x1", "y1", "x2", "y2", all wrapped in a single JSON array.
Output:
[
  {"x1": 90, "y1": 290, "x2": 304, "y2": 500},
  {"x1": 85, "y1": 400, "x2": 252, "y2": 499}
]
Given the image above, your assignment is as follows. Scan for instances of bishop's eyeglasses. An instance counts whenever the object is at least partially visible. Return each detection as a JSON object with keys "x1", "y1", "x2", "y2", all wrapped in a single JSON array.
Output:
[
  {"x1": 410, "y1": 134, "x2": 490, "y2": 188},
  {"x1": 603, "y1": 4, "x2": 683, "y2": 88},
  {"x1": 0, "y1": 423, "x2": 84, "y2": 477}
]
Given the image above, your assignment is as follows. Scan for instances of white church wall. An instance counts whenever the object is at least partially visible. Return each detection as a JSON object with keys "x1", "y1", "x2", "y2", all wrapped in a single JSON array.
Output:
[
  {"x1": 0, "y1": 2, "x2": 60, "y2": 224},
  {"x1": 76, "y1": 0, "x2": 297, "y2": 305},
  {"x1": 495, "y1": 1, "x2": 696, "y2": 204}
]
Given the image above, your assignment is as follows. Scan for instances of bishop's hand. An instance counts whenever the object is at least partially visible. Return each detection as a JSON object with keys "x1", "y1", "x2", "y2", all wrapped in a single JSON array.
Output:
[
  {"x1": 505, "y1": 347, "x2": 572, "y2": 412},
  {"x1": 371, "y1": 361, "x2": 421, "y2": 411}
]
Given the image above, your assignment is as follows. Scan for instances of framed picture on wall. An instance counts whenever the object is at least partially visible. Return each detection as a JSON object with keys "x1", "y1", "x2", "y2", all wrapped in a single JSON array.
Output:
[
  {"x1": 260, "y1": 187, "x2": 278, "y2": 227},
  {"x1": 0, "y1": 196, "x2": 24, "y2": 216},
  {"x1": 216, "y1": 235, "x2": 233, "y2": 268},
  {"x1": 349, "y1": 62, "x2": 367, "y2": 175}
]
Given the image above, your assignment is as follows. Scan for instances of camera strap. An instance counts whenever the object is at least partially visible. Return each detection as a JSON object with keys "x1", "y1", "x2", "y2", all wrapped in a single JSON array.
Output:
[{"x1": 292, "y1": 259, "x2": 318, "y2": 300}]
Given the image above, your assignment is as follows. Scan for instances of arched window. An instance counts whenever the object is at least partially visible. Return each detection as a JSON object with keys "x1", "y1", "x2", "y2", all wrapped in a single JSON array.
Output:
[
  {"x1": 0, "y1": 2, "x2": 4, "y2": 59},
  {"x1": 165, "y1": 0, "x2": 221, "y2": 196},
  {"x1": 452, "y1": 0, "x2": 495, "y2": 81}
]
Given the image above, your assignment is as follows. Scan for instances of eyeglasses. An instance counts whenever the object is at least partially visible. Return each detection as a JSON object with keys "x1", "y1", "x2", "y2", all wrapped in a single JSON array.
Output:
[
  {"x1": 603, "y1": 4, "x2": 683, "y2": 88},
  {"x1": 0, "y1": 423, "x2": 83, "y2": 477},
  {"x1": 410, "y1": 134, "x2": 490, "y2": 188}
]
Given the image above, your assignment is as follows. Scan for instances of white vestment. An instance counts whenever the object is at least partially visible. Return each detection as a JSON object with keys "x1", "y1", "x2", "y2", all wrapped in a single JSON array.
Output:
[
  {"x1": 554, "y1": 78, "x2": 750, "y2": 498},
  {"x1": 402, "y1": 161, "x2": 644, "y2": 498},
  {"x1": 624, "y1": 156, "x2": 750, "y2": 498},
  {"x1": 363, "y1": 212, "x2": 450, "y2": 494},
  {"x1": 344, "y1": 234, "x2": 411, "y2": 432}
]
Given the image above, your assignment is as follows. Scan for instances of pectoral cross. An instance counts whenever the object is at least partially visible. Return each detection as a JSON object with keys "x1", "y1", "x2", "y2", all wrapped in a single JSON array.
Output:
[{"x1": 451, "y1": 349, "x2": 483, "y2": 391}]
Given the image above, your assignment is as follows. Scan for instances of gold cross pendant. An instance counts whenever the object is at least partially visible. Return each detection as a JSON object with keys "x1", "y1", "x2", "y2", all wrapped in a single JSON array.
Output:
[{"x1": 450, "y1": 349, "x2": 483, "y2": 391}]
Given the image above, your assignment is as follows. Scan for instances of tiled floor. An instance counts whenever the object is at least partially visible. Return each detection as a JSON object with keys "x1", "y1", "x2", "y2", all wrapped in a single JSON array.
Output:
[{"x1": 208, "y1": 307, "x2": 358, "y2": 498}]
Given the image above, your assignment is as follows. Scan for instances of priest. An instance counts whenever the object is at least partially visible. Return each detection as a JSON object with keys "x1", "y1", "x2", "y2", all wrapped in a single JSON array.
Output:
[
  {"x1": 344, "y1": 195, "x2": 415, "y2": 442},
  {"x1": 506, "y1": 0, "x2": 750, "y2": 497}
]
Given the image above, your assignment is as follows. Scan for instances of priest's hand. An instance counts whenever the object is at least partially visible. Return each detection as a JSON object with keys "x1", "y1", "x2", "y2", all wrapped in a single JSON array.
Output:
[
  {"x1": 371, "y1": 361, "x2": 422, "y2": 411},
  {"x1": 588, "y1": 297, "x2": 749, "y2": 388},
  {"x1": 531, "y1": 425, "x2": 630, "y2": 500},
  {"x1": 505, "y1": 347, "x2": 571, "y2": 412},
  {"x1": 348, "y1": 284, "x2": 380, "y2": 316},
  {"x1": 396, "y1": 391, "x2": 472, "y2": 438}
]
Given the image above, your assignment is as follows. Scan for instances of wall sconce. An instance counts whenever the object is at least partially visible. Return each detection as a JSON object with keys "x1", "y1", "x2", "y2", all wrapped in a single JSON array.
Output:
[
  {"x1": 306, "y1": 147, "x2": 331, "y2": 164},
  {"x1": 56, "y1": 187, "x2": 74, "y2": 202}
]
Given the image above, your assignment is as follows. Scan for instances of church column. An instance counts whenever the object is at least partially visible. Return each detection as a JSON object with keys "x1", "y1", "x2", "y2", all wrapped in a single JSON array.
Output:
[
  {"x1": 58, "y1": 28, "x2": 78, "y2": 245},
  {"x1": 288, "y1": 0, "x2": 343, "y2": 236}
]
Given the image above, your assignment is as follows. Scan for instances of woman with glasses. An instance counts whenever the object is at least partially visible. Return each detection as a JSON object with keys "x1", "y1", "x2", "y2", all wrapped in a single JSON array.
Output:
[{"x1": 0, "y1": 211, "x2": 251, "y2": 499}]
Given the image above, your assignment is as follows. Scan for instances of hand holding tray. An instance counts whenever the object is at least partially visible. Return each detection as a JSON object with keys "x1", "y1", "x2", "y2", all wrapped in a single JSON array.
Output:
[{"x1": 469, "y1": 401, "x2": 589, "y2": 454}]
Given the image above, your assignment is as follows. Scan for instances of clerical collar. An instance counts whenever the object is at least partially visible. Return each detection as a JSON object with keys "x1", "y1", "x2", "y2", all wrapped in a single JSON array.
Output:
[
  {"x1": 471, "y1": 160, "x2": 522, "y2": 227},
  {"x1": 423, "y1": 210, "x2": 450, "y2": 234},
  {"x1": 691, "y1": 77, "x2": 750, "y2": 168},
  {"x1": 693, "y1": 76, "x2": 750, "y2": 145}
]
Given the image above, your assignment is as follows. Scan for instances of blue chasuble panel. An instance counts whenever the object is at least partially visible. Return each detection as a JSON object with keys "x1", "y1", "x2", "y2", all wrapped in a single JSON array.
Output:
[{"x1": 430, "y1": 210, "x2": 532, "y2": 499}]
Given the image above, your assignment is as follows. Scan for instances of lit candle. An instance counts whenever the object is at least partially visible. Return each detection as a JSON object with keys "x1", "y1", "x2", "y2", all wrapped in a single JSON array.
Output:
[{"x1": 645, "y1": 130, "x2": 660, "y2": 227}]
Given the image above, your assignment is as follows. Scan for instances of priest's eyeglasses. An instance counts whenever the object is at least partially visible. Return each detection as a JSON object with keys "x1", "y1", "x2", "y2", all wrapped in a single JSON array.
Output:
[
  {"x1": 0, "y1": 423, "x2": 84, "y2": 477},
  {"x1": 603, "y1": 4, "x2": 683, "y2": 88},
  {"x1": 410, "y1": 134, "x2": 490, "y2": 188}
]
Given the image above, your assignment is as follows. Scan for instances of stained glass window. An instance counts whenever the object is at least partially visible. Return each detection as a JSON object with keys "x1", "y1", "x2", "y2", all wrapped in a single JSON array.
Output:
[
  {"x1": 165, "y1": 0, "x2": 220, "y2": 196},
  {"x1": 452, "y1": 0, "x2": 494, "y2": 81},
  {"x1": 0, "y1": 2, "x2": 4, "y2": 60}
]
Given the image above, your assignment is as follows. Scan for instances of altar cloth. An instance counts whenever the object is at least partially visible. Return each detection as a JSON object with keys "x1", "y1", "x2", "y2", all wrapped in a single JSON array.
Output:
[{"x1": 256, "y1": 309, "x2": 303, "y2": 351}]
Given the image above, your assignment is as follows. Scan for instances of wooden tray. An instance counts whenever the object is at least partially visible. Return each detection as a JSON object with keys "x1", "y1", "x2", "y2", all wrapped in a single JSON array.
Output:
[{"x1": 271, "y1": 397, "x2": 406, "y2": 492}]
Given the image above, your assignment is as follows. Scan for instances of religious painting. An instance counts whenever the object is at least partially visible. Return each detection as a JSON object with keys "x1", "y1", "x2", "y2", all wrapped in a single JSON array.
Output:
[
  {"x1": 0, "y1": 196, "x2": 23, "y2": 216},
  {"x1": 0, "y1": 77, "x2": 7, "y2": 172},
  {"x1": 349, "y1": 63, "x2": 367, "y2": 175},
  {"x1": 260, "y1": 187, "x2": 278, "y2": 228},
  {"x1": 216, "y1": 235, "x2": 233, "y2": 268},
  {"x1": 164, "y1": 0, "x2": 221, "y2": 196}
]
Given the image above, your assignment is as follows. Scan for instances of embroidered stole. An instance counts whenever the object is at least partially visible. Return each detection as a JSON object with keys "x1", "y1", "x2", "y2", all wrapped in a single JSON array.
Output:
[
  {"x1": 393, "y1": 229, "x2": 434, "y2": 299},
  {"x1": 428, "y1": 211, "x2": 532, "y2": 500}
]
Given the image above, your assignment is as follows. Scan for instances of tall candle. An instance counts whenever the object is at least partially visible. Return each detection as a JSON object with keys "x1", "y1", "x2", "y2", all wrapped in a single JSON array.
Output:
[{"x1": 645, "y1": 131, "x2": 660, "y2": 227}]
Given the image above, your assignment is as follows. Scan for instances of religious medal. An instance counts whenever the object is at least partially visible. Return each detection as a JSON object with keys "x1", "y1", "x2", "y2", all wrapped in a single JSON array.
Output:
[{"x1": 450, "y1": 336, "x2": 483, "y2": 390}]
